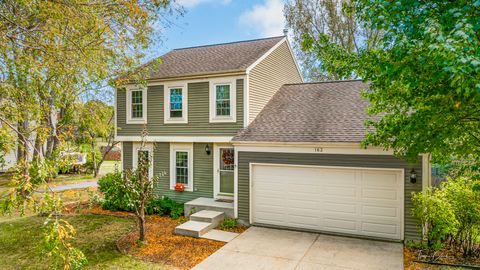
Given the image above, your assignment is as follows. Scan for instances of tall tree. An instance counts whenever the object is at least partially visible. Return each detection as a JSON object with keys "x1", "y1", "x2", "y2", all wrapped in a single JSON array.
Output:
[
  {"x1": 77, "y1": 100, "x2": 116, "y2": 178},
  {"x1": 302, "y1": 0, "x2": 480, "y2": 164},
  {"x1": 284, "y1": 0, "x2": 381, "y2": 81},
  {"x1": 0, "y1": 1, "x2": 179, "y2": 268}
]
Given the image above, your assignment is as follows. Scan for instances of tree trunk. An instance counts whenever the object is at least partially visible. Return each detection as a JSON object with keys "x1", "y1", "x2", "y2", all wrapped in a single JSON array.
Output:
[
  {"x1": 94, "y1": 141, "x2": 118, "y2": 177},
  {"x1": 91, "y1": 140, "x2": 97, "y2": 177},
  {"x1": 16, "y1": 120, "x2": 28, "y2": 163},
  {"x1": 33, "y1": 133, "x2": 43, "y2": 162},
  {"x1": 138, "y1": 212, "x2": 146, "y2": 242}
]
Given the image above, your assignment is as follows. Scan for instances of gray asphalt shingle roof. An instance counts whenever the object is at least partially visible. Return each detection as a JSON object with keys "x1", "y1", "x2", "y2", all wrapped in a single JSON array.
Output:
[
  {"x1": 143, "y1": 36, "x2": 285, "y2": 80},
  {"x1": 233, "y1": 80, "x2": 373, "y2": 143}
]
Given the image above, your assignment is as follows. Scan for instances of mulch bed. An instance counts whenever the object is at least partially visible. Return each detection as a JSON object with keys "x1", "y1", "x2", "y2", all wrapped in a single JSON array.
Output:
[
  {"x1": 66, "y1": 205, "x2": 225, "y2": 270},
  {"x1": 217, "y1": 225, "x2": 248, "y2": 234},
  {"x1": 117, "y1": 215, "x2": 224, "y2": 270},
  {"x1": 405, "y1": 246, "x2": 480, "y2": 269}
]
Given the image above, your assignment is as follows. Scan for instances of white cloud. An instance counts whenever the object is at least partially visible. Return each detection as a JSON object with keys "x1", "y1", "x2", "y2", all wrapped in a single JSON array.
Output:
[
  {"x1": 177, "y1": 0, "x2": 231, "y2": 8},
  {"x1": 239, "y1": 0, "x2": 285, "y2": 37}
]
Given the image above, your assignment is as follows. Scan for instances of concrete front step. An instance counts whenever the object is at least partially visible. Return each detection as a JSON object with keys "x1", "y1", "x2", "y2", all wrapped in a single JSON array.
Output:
[
  {"x1": 175, "y1": 220, "x2": 215, "y2": 238},
  {"x1": 185, "y1": 197, "x2": 234, "y2": 218},
  {"x1": 190, "y1": 210, "x2": 225, "y2": 227}
]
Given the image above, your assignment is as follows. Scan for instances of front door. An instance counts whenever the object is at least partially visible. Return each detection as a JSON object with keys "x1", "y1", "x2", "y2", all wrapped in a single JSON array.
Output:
[{"x1": 215, "y1": 146, "x2": 234, "y2": 198}]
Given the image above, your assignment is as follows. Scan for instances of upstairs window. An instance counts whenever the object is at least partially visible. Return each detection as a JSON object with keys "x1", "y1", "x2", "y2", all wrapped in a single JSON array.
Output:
[
  {"x1": 126, "y1": 87, "x2": 147, "y2": 124},
  {"x1": 215, "y1": 85, "x2": 231, "y2": 116},
  {"x1": 131, "y1": 90, "x2": 143, "y2": 118},
  {"x1": 170, "y1": 88, "x2": 183, "y2": 118},
  {"x1": 164, "y1": 85, "x2": 187, "y2": 124},
  {"x1": 209, "y1": 80, "x2": 236, "y2": 123}
]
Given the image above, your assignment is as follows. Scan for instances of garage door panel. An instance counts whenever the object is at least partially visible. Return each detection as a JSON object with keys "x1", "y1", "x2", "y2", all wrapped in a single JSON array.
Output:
[
  {"x1": 324, "y1": 186, "x2": 357, "y2": 197},
  {"x1": 362, "y1": 222, "x2": 399, "y2": 236},
  {"x1": 362, "y1": 172, "x2": 399, "y2": 187},
  {"x1": 323, "y1": 202, "x2": 357, "y2": 214},
  {"x1": 321, "y1": 171, "x2": 356, "y2": 186},
  {"x1": 324, "y1": 218, "x2": 357, "y2": 231},
  {"x1": 252, "y1": 164, "x2": 403, "y2": 240},
  {"x1": 284, "y1": 196, "x2": 320, "y2": 208},
  {"x1": 362, "y1": 205, "x2": 399, "y2": 218},
  {"x1": 362, "y1": 188, "x2": 399, "y2": 201}
]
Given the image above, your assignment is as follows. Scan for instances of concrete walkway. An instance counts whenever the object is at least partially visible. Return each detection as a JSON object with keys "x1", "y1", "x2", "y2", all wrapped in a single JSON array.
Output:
[
  {"x1": 39, "y1": 181, "x2": 98, "y2": 192},
  {"x1": 193, "y1": 227, "x2": 403, "y2": 270}
]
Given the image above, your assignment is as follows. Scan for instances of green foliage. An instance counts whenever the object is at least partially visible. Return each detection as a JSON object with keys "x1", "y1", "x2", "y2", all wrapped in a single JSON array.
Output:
[
  {"x1": 412, "y1": 188, "x2": 457, "y2": 250},
  {"x1": 442, "y1": 178, "x2": 480, "y2": 257},
  {"x1": 412, "y1": 177, "x2": 480, "y2": 257},
  {"x1": 99, "y1": 173, "x2": 184, "y2": 219},
  {"x1": 98, "y1": 171, "x2": 134, "y2": 212},
  {"x1": 84, "y1": 148, "x2": 102, "y2": 175},
  {"x1": 285, "y1": 0, "x2": 381, "y2": 80},
  {"x1": 302, "y1": 0, "x2": 480, "y2": 164},
  {"x1": 145, "y1": 197, "x2": 184, "y2": 219},
  {"x1": 42, "y1": 219, "x2": 88, "y2": 270},
  {"x1": 219, "y1": 219, "x2": 238, "y2": 230}
]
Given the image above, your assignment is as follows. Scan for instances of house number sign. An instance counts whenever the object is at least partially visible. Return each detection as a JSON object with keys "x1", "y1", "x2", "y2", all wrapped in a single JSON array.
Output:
[{"x1": 314, "y1": 147, "x2": 323, "y2": 152}]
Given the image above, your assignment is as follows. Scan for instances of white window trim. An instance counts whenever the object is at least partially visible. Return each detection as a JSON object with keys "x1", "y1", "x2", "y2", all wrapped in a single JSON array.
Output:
[
  {"x1": 164, "y1": 83, "x2": 188, "y2": 124},
  {"x1": 126, "y1": 86, "x2": 147, "y2": 124},
  {"x1": 209, "y1": 78, "x2": 236, "y2": 123},
  {"x1": 132, "y1": 142, "x2": 154, "y2": 179},
  {"x1": 169, "y1": 143, "x2": 194, "y2": 192}
]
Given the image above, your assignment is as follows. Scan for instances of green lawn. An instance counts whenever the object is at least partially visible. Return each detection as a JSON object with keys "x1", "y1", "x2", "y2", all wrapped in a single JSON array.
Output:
[
  {"x1": 98, "y1": 160, "x2": 122, "y2": 176},
  {"x1": 0, "y1": 214, "x2": 166, "y2": 270}
]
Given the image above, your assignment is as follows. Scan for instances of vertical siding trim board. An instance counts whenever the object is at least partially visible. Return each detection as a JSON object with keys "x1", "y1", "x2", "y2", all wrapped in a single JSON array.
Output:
[
  {"x1": 122, "y1": 142, "x2": 133, "y2": 170},
  {"x1": 237, "y1": 151, "x2": 422, "y2": 241}
]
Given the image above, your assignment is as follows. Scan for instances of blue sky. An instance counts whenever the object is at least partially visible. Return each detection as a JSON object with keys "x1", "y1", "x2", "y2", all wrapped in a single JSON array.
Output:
[{"x1": 147, "y1": 0, "x2": 285, "y2": 59}]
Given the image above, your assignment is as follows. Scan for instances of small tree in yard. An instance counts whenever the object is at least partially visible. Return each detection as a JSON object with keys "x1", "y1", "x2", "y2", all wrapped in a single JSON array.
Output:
[
  {"x1": 123, "y1": 148, "x2": 154, "y2": 243},
  {"x1": 115, "y1": 128, "x2": 164, "y2": 242}
]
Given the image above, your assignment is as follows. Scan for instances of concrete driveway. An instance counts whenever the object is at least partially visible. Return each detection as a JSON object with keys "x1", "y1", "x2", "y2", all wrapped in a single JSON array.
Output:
[{"x1": 193, "y1": 227, "x2": 403, "y2": 270}]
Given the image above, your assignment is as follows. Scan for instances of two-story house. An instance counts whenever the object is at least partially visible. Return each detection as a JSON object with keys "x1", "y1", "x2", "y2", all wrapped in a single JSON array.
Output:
[
  {"x1": 116, "y1": 36, "x2": 430, "y2": 242},
  {"x1": 116, "y1": 36, "x2": 301, "y2": 203}
]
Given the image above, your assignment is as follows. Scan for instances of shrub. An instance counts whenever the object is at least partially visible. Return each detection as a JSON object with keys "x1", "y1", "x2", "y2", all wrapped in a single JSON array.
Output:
[
  {"x1": 145, "y1": 197, "x2": 184, "y2": 219},
  {"x1": 84, "y1": 148, "x2": 102, "y2": 174},
  {"x1": 412, "y1": 187, "x2": 457, "y2": 250},
  {"x1": 442, "y1": 178, "x2": 480, "y2": 257},
  {"x1": 412, "y1": 176, "x2": 480, "y2": 258},
  {"x1": 98, "y1": 171, "x2": 134, "y2": 212},
  {"x1": 219, "y1": 218, "x2": 238, "y2": 230}
]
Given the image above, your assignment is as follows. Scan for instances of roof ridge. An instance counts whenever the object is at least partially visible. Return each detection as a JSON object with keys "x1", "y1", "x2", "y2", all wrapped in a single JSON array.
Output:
[
  {"x1": 284, "y1": 79, "x2": 363, "y2": 86},
  {"x1": 172, "y1": 36, "x2": 285, "y2": 51}
]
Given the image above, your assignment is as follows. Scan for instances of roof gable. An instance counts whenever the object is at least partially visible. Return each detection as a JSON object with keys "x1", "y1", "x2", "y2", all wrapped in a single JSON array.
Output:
[{"x1": 144, "y1": 36, "x2": 285, "y2": 80}]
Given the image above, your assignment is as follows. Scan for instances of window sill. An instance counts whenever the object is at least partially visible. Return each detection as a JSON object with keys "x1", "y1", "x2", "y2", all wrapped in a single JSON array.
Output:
[
  {"x1": 209, "y1": 116, "x2": 236, "y2": 123},
  {"x1": 126, "y1": 118, "x2": 147, "y2": 124},
  {"x1": 164, "y1": 117, "x2": 188, "y2": 124},
  {"x1": 170, "y1": 186, "x2": 193, "y2": 192}
]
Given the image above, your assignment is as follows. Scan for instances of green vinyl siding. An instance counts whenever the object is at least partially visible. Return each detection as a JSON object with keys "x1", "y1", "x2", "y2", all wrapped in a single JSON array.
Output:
[
  {"x1": 152, "y1": 142, "x2": 214, "y2": 203},
  {"x1": 122, "y1": 142, "x2": 133, "y2": 170},
  {"x1": 116, "y1": 79, "x2": 244, "y2": 136},
  {"x1": 237, "y1": 152, "x2": 422, "y2": 241}
]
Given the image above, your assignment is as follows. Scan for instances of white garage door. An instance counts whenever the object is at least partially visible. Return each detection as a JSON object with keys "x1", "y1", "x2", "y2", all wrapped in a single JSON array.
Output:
[{"x1": 251, "y1": 164, "x2": 404, "y2": 240}]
